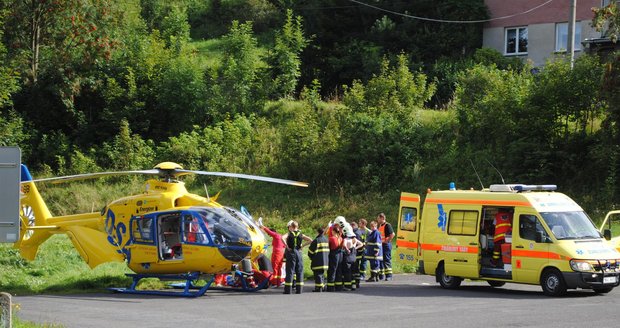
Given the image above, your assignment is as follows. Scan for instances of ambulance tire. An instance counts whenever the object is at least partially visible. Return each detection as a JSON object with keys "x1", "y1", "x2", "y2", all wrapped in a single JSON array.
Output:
[
  {"x1": 437, "y1": 263, "x2": 462, "y2": 289},
  {"x1": 541, "y1": 269, "x2": 567, "y2": 296},
  {"x1": 487, "y1": 280, "x2": 506, "y2": 287},
  {"x1": 592, "y1": 287, "x2": 613, "y2": 294}
]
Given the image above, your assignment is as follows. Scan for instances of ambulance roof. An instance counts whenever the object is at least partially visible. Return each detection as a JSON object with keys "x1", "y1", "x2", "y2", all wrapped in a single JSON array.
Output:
[{"x1": 426, "y1": 189, "x2": 583, "y2": 213}]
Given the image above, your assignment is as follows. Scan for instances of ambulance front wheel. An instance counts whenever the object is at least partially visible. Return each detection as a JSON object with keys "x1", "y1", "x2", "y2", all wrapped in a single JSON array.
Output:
[
  {"x1": 541, "y1": 269, "x2": 567, "y2": 297},
  {"x1": 437, "y1": 263, "x2": 462, "y2": 289}
]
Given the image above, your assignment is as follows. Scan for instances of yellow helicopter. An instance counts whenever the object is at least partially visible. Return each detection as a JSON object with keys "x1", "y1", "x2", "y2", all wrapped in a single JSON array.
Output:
[{"x1": 15, "y1": 162, "x2": 308, "y2": 296}]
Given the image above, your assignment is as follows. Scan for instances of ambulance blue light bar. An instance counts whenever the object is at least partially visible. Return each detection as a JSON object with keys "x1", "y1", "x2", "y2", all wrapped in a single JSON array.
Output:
[{"x1": 489, "y1": 184, "x2": 557, "y2": 192}]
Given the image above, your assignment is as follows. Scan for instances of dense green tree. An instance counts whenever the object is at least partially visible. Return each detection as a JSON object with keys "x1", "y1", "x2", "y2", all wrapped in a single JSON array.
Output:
[
  {"x1": 268, "y1": 9, "x2": 308, "y2": 98},
  {"x1": 207, "y1": 21, "x2": 266, "y2": 119},
  {"x1": 343, "y1": 54, "x2": 435, "y2": 116}
]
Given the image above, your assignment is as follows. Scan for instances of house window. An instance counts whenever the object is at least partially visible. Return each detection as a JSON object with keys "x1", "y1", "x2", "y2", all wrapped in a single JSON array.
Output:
[
  {"x1": 448, "y1": 210, "x2": 478, "y2": 236},
  {"x1": 555, "y1": 22, "x2": 581, "y2": 52},
  {"x1": 505, "y1": 27, "x2": 528, "y2": 55}
]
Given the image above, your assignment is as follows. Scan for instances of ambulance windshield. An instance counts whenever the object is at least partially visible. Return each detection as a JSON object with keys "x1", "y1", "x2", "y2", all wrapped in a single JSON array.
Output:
[{"x1": 540, "y1": 211, "x2": 601, "y2": 240}]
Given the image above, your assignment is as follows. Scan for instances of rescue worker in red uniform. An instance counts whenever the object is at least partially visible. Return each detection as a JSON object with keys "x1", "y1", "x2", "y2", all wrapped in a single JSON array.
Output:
[
  {"x1": 308, "y1": 227, "x2": 329, "y2": 292},
  {"x1": 377, "y1": 213, "x2": 395, "y2": 281},
  {"x1": 281, "y1": 221, "x2": 312, "y2": 294},
  {"x1": 492, "y1": 211, "x2": 513, "y2": 267},
  {"x1": 259, "y1": 221, "x2": 285, "y2": 287}
]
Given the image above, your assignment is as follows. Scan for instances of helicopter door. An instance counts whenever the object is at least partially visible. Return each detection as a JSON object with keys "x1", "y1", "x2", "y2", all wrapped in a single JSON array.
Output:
[
  {"x1": 157, "y1": 212, "x2": 183, "y2": 261},
  {"x1": 127, "y1": 214, "x2": 157, "y2": 264}
]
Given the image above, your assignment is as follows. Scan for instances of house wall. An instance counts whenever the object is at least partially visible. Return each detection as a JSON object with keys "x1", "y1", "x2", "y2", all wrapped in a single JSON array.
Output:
[{"x1": 483, "y1": 0, "x2": 603, "y2": 66}]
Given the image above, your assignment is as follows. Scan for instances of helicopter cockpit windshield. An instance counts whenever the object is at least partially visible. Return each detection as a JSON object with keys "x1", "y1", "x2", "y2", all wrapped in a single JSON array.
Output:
[{"x1": 194, "y1": 207, "x2": 253, "y2": 262}]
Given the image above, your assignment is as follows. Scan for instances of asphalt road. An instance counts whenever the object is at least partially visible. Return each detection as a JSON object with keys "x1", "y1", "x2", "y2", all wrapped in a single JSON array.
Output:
[{"x1": 12, "y1": 274, "x2": 620, "y2": 328}]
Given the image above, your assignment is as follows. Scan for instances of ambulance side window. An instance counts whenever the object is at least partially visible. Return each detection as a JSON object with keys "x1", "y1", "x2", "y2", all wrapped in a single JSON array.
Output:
[
  {"x1": 448, "y1": 210, "x2": 478, "y2": 236},
  {"x1": 519, "y1": 215, "x2": 546, "y2": 241},
  {"x1": 400, "y1": 207, "x2": 417, "y2": 232}
]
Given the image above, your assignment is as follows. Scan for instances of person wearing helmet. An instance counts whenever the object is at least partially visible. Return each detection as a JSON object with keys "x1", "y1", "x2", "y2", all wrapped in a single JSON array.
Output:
[{"x1": 341, "y1": 228, "x2": 363, "y2": 290}]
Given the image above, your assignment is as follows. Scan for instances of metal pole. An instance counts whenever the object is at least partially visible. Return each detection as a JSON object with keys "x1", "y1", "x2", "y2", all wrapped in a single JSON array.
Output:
[{"x1": 568, "y1": 0, "x2": 577, "y2": 69}]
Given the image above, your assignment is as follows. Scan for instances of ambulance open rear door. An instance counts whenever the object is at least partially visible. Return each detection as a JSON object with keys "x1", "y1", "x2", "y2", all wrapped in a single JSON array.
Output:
[{"x1": 396, "y1": 192, "x2": 421, "y2": 267}]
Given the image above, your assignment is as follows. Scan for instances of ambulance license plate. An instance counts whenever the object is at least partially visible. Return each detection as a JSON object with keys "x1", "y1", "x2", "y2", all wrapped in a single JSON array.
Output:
[{"x1": 603, "y1": 276, "x2": 617, "y2": 284}]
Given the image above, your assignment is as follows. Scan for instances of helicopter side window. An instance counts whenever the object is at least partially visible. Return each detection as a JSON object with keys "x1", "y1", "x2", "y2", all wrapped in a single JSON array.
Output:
[
  {"x1": 183, "y1": 214, "x2": 208, "y2": 244},
  {"x1": 131, "y1": 216, "x2": 154, "y2": 244}
]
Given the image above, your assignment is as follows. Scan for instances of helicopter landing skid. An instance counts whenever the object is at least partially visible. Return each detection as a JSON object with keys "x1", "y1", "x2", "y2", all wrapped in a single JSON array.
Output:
[{"x1": 109, "y1": 272, "x2": 214, "y2": 297}]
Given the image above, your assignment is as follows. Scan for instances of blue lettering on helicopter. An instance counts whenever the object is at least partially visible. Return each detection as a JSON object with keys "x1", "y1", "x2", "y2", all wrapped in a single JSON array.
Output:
[{"x1": 105, "y1": 210, "x2": 131, "y2": 262}]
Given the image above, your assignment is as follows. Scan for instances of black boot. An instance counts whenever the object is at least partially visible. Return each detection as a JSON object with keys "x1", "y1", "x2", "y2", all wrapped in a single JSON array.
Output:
[
  {"x1": 366, "y1": 273, "x2": 376, "y2": 282},
  {"x1": 283, "y1": 286, "x2": 292, "y2": 294},
  {"x1": 356, "y1": 279, "x2": 361, "y2": 289},
  {"x1": 296, "y1": 286, "x2": 302, "y2": 294},
  {"x1": 326, "y1": 285, "x2": 335, "y2": 292}
]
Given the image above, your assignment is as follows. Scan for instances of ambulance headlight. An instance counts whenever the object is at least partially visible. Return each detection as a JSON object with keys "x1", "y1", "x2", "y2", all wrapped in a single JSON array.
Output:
[{"x1": 570, "y1": 260, "x2": 594, "y2": 272}]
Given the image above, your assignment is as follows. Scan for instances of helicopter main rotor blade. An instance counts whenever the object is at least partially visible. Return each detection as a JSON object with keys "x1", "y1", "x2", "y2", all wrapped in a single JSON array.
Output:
[
  {"x1": 30, "y1": 170, "x2": 161, "y2": 184},
  {"x1": 177, "y1": 170, "x2": 309, "y2": 188}
]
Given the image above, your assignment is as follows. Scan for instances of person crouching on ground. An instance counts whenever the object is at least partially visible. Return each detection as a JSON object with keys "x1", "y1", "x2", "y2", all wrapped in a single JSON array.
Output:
[{"x1": 281, "y1": 220, "x2": 312, "y2": 294}]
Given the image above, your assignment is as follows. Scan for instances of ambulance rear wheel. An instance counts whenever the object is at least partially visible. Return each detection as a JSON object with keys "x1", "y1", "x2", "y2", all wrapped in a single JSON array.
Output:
[
  {"x1": 487, "y1": 280, "x2": 505, "y2": 287},
  {"x1": 541, "y1": 269, "x2": 567, "y2": 296},
  {"x1": 437, "y1": 264, "x2": 462, "y2": 289}
]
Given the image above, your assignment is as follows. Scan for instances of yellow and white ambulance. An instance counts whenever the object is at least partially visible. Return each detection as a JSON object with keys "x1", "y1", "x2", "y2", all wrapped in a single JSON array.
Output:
[{"x1": 396, "y1": 184, "x2": 620, "y2": 296}]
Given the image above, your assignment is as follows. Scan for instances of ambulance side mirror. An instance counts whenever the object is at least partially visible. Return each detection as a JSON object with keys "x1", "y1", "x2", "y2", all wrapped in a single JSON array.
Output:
[
  {"x1": 535, "y1": 231, "x2": 550, "y2": 243},
  {"x1": 603, "y1": 229, "x2": 612, "y2": 241}
]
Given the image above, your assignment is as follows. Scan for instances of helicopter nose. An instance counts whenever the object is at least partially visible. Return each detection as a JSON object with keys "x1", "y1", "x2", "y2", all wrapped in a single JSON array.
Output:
[
  {"x1": 218, "y1": 244, "x2": 252, "y2": 262},
  {"x1": 212, "y1": 222, "x2": 253, "y2": 262}
]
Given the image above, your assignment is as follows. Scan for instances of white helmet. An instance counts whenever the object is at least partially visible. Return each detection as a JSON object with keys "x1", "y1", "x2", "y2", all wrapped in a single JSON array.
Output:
[
  {"x1": 334, "y1": 216, "x2": 347, "y2": 228},
  {"x1": 343, "y1": 223, "x2": 354, "y2": 237},
  {"x1": 287, "y1": 220, "x2": 294, "y2": 227}
]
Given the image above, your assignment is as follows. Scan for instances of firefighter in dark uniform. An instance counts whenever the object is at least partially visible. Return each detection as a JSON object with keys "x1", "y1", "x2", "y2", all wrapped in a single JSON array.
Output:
[
  {"x1": 352, "y1": 221, "x2": 367, "y2": 288},
  {"x1": 342, "y1": 229, "x2": 364, "y2": 290},
  {"x1": 377, "y1": 213, "x2": 395, "y2": 281},
  {"x1": 308, "y1": 227, "x2": 329, "y2": 292},
  {"x1": 281, "y1": 221, "x2": 312, "y2": 294},
  {"x1": 365, "y1": 220, "x2": 383, "y2": 282}
]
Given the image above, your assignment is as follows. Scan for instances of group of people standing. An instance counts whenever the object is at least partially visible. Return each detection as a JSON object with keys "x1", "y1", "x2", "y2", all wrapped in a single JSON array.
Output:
[{"x1": 257, "y1": 213, "x2": 395, "y2": 294}]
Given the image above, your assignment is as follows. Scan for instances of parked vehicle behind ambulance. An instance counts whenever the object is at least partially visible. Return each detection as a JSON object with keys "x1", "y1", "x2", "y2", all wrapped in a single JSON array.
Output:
[{"x1": 396, "y1": 184, "x2": 620, "y2": 296}]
